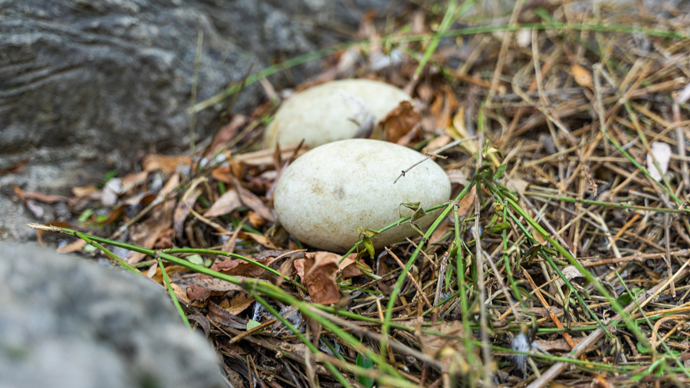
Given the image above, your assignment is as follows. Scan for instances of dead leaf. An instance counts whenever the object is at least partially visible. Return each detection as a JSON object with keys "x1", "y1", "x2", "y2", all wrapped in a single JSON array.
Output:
[
  {"x1": 128, "y1": 199, "x2": 175, "y2": 264},
  {"x1": 95, "y1": 205, "x2": 125, "y2": 224},
  {"x1": 170, "y1": 283, "x2": 192, "y2": 305},
  {"x1": 211, "y1": 165, "x2": 234, "y2": 184},
  {"x1": 208, "y1": 301, "x2": 248, "y2": 329},
  {"x1": 456, "y1": 186, "x2": 476, "y2": 218},
  {"x1": 243, "y1": 232, "x2": 281, "y2": 249},
  {"x1": 120, "y1": 171, "x2": 149, "y2": 194},
  {"x1": 247, "y1": 211, "x2": 266, "y2": 228},
  {"x1": 57, "y1": 239, "x2": 87, "y2": 253},
  {"x1": 12, "y1": 185, "x2": 71, "y2": 204},
  {"x1": 204, "y1": 189, "x2": 241, "y2": 218},
  {"x1": 446, "y1": 169, "x2": 468, "y2": 186},
  {"x1": 300, "y1": 252, "x2": 341, "y2": 305},
  {"x1": 424, "y1": 135, "x2": 451, "y2": 153},
  {"x1": 182, "y1": 277, "x2": 243, "y2": 292},
  {"x1": 143, "y1": 154, "x2": 191, "y2": 173},
  {"x1": 647, "y1": 142, "x2": 671, "y2": 181},
  {"x1": 206, "y1": 115, "x2": 246, "y2": 157},
  {"x1": 225, "y1": 291, "x2": 256, "y2": 315},
  {"x1": 211, "y1": 254, "x2": 280, "y2": 278},
  {"x1": 174, "y1": 188, "x2": 202, "y2": 236},
  {"x1": 379, "y1": 100, "x2": 420, "y2": 143},
  {"x1": 186, "y1": 285, "x2": 212, "y2": 302},
  {"x1": 571, "y1": 64, "x2": 593, "y2": 89},
  {"x1": 553, "y1": 265, "x2": 584, "y2": 290},
  {"x1": 234, "y1": 145, "x2": 307, "y2": 167},
  {"x1": 233, "y1": 178, "x2": 275, "y2": 222},
  {"x1": 339, "y1": 253, "x2": 372, "y2": 279},
  {"x1": 0, "y1": 158, "x2": 29, "y2": 175},
  {"x1": 448, "y1": 107, "x2": 478, "y2": 155},
  {"x1": 72, "y1": 186, "x2": 101, "y2": 198}
]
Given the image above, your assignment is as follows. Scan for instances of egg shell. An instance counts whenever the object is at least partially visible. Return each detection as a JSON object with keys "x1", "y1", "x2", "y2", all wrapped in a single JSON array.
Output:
[
  {"x1": 274, "y1": 139, "x2": 451, "y2": 252},
  {"x1": 264, "y1": 79, "x2": 410, "y2": 149}
]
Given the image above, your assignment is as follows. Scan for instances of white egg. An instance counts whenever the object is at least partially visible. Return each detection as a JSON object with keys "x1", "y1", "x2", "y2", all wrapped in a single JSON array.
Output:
[
  {"x1": 274, "y1": 139, "x2": 451, "y2": 252},
  {"x1": 264, "y1": 79, "x2": 410, "y2": 149}
]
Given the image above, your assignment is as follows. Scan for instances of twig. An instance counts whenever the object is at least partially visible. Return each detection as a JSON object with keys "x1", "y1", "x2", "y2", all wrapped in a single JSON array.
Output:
[{"x1": 394, "y1": 136, "x2": 477, "y2": 183}]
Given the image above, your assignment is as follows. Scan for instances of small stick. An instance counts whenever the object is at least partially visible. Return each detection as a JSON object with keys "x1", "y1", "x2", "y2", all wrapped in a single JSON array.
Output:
[{"x1": 393, "y1": 136, "x2": 477, "y2": 183}]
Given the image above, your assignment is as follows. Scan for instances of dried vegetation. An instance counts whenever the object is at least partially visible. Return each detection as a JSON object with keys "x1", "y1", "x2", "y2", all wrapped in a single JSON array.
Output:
[{"x1": 26, "y1": 1, "x2": 690, "y2": 387}]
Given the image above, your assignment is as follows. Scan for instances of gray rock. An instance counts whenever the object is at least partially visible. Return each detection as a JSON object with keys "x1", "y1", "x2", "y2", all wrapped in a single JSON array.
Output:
[
  {"x1": 0, "y1": 243, "x2": 225, "y2": 388},
  {"x1": 0, "y1": 0, "x2": 394, "y2": 241}
]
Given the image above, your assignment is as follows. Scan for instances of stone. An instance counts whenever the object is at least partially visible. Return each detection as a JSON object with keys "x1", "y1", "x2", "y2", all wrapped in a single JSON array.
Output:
[
  {"x1": 0, "y1": 0, "x2": 397, "y2": 242},
  {"x1": 0, "y1": 243, "x2": 225, "y2": 388},
  {"x1": 263, "y1": 79, "x2": 411, "y2": 148},
  {"x1": 274, "y1": 139, "x2": 451, "y2": 252}
]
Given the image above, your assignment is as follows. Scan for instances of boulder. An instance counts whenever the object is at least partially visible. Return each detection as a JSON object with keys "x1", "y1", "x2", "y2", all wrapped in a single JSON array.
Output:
[
  {"x1": 0, "y1": 243, "x2": 225, "y2": 388},
  {"x1": 0, "y1": 0, "x2": 394, "y2": 241}
]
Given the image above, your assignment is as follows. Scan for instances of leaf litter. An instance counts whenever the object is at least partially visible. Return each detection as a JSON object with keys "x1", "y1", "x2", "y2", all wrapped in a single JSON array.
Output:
[{"x1": 25, "y1": 2, "x2": 690, "y2": 388}]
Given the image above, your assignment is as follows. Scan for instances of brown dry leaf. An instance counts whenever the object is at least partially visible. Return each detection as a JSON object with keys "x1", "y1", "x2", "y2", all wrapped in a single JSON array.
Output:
[
  {"x1": 205, "y1": 115, "x2": 246, "y2": 157},
  {"x1": 159, "y1": 173, "x2": 180, "y2": 198},
  {"x1": 95, "y1": 205, "x2": 125, "y2": 225},
  {"x1": 174, "y1": 188, "x2": 202, "y2": 236},
  {"x1": 183, "y1": 277, "x2": 244, "y2": 292},
  {"x1": 243, "y1": 232, "x2": 281, "y2": 249},
  {"x1": 57, "y1": 239, "x2": 87, "y2": 253},
  {"x1": 379, "y1": 100, "x2": 420, "y2": 143},
  {"x1": 571, "y1": 64, "x2": 593, "y2": 89},
  {"x1": 120, "y1": 171, "x2": 148, "y2": 194},
  {"x1": 247, "y1": 211, "x2": 266, "y2": 228},
  {"x1": 211, "y1": 165, "x2": 234, "y2": 184},
  {"x1": 72, "y1": 186, "x2": 101, "y2": 198},
  {"x1": 339, "y1": 253, "x2": 372, "y2": 279},
  {"x1": 203, "y1": 188, "x2": 241, "y2": 218},
  {"x1": 429, "y1": 221, "x2": 451, "y2": 246},
  {"x1": 152, "y1": 228, "x2": 174, "y2": 249},
  {"x1": 233, "y1": 178, "x2": 275, "y2": 222},
  {"x1": 13, "y1": 184, "x2": 71, "y2": 204},
  {"x1": 128, "y1": 199, "x2": 175, "y2": 264},
  {"x1": 170, "y1": 283, "x2": 192, "y2": 305},
  {"x1": 225, "y1": 291, "x2": 256, "y2": 315},
  {"x1": 148, "y1": 264, "x2": 189, "y2": 284},
  {"x1": 207, "y1": 301, "x2": 247, "y2": 329},
  {"x1": 211, "y1": 254, "x2": 280, "y2": 278},
  {"x1": 446, "y1": 169, "x2": 468, "y2": 186},
  {"x1": 186, "y1": 285, "x2": 212, "y2": 302},
  {"x1": 448, "y1": 107, "x2": 478, "y2": 155},
  {"x1": 423, "y1": 135, "x2": 451, "y2": 153},
  {"x1": 456, "y1": 186, "x2": 476, "y2": 218},
  {"x1": 300, "y1": 252, "x2": 341, "y2": 305},
  {"x1": 234, "y1": 145, "x2": 307, "y2": 166},
  {"x1": 143, "y1": 154, "x2": 191, "y2": 173},
  {"x1": 0, "y1": 158, "x2": 29, "y2": 175},
  {"x1": 533, "y1": 337, "x2": 592, "y2": 352}
]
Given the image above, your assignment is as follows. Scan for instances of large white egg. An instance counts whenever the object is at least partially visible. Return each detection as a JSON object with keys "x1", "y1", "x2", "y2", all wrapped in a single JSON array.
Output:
[
  {"x1": 264, "y1": 79, "x2": 410, "y2": 149},
  {"x1": 273, "y1": 139, "x2": 451, "y2": 252}
]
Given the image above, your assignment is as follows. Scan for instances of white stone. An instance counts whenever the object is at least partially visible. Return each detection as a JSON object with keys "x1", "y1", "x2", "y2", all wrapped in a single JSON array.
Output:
[
  {"x1": 274, "y1": 139, "x2": 451, "y2": 252},
  {"x1": 264, "y1": 79, "x2": 410, "y2": 149}
]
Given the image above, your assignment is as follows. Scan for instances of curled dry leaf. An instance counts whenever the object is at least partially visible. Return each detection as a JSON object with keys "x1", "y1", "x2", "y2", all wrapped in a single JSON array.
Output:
[
  {"x1": 414, "y1": 320, "x2": 477, "y2": 373},
  {"x1": 339, "y1": 253, "x2": 373, "y2": 279},
  {"x1": 456, "y1": 186, "x2": 476, "y2": 218},
  {"x1": 448, "y1": 107, "x2": 478, "y2": 156},
  {"x1": 204, "y1": 189, "x2": 241, "y2": 218},
  {"x1": 142, "y1": 154, "x2": 191, "y2": 173},
  {"x1": 647, "y1": 142, "x2": 672, "y2": 181},
  {"x1": 211, "y1": 165, "x2": 234, "y2": 184},
  {"x1": 57, "y1": 239, "x2": 87, "y2": 253},
  {"x1": 13, "y1": 184, "x2": 71, "y2": 204},
  {"x1": 224, "y1": 291, "x2": 256, "y2": 315},
  {"x1": 553, "y1": 265, "x2": 585, "y2": 291},
  {"x1": 295, "y1": 252, "x2": 341, "y2": 305},
  {"x1": 571, "y1": 64, "x2": 593, "y2": 89},
  {"x1": 206, "y1": 115, "x2": 246, "y2": 157},
  {"x1": 234, "y1": 145, "x2": 307, "y2": 167},
  {"x1": 120, "y1": 171, "x2": 148, "y2": 194},
  {"x1": 72, "y1": 186, "x2": 101, "y2": 198},
  {"x1": 379, "y1": 100, "x2": 420, "y2": 143},
  {"x1": 128, "y1": 198, "x2": 175, "y2": 264},
  {"x1": 208, "y1": 301, "x2": 247, "y2": 329},
  {"x1": 211, "y1": 254, "x2": 281, "y2": 278},
  {"x1": 170, "y1": 283, "x2": 192, "y2": 305},
  {"x1": 232, "y1": 178, "x2": 275, "y2": 222},
  {"x1": 186, "y1": 285, "x2": 212, "y2": 302},
  {"x1": 174, "y1": 188, "x2": 202, "y2": 236}
]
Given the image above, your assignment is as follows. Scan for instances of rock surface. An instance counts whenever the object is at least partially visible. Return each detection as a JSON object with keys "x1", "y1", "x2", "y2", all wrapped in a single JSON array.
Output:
[
  {"x1": 0, "y1": 0, "x2": 394, "y2": 242},
  {"x1": 0, "y1": 243, "x2": 225, "y2": 388},
  {"x1": 274, "y1": 139, "x2": 451, "y2": 252}
]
